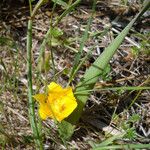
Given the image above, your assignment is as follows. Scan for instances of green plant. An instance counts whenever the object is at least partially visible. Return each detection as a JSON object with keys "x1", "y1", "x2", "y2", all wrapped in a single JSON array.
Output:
[
  {"x1": 26, "y1": 0, "x2": 150, "y2": 148},
  {"x1": 90, "y1": 114, "x2": 145, "y2": 150},
  {"x1": 57, "y1": 1, "x2": 150, "y2": 142},
  {"x1": 122, "y1": 114, "x2": 140, "y2": 140}
]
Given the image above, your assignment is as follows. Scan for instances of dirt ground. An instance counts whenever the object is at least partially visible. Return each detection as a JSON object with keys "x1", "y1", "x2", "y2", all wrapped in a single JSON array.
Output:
[{"x1": 0, "y1": 1, "x2": 150, "y2": 149}]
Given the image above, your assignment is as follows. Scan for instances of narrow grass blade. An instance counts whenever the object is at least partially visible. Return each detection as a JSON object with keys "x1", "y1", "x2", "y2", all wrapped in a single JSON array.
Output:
[
  {"x1": 31, "y1": 0, "x2": 46, "y2": 18},
  {"x1": 91, "y1": 133, "x2": 125, "y2": 148},
  {"x1": 68, "y1": 0, "x2": 97, "y2": 84},
  {"x1": 92, "y1": 144, "x2": 150, "y2": 150},
  {"x1": 74, "y1": 86, "x2": 150, "y2": 95}
]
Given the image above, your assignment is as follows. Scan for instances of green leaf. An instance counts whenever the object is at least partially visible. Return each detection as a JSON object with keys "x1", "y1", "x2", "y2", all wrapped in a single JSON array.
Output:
[
  {"x1": 124, "y1": 127, "x2": 137, "y2": 140},
  {"x1": 57, "y1": 120, "x2": 75, "y2": 143},
  {"x1": 101, "y1": 64, "x2": 111, "y2": 81},
  {"x1": 51, "y1": 37, "x2": 61, "y2": 46},
  {"x1": 51, "y1": 27, "x2": 63, "y2": 38}
]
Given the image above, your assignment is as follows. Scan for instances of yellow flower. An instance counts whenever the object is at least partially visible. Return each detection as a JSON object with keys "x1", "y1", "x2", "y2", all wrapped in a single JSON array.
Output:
[{"x1": 33, "y1": 82, "x2": 77, "y2": 122}]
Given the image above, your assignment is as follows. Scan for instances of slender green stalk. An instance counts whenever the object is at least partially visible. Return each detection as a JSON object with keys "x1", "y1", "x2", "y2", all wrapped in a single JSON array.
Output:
[
  {"x1": 27, "y1": 19, "x2": 43, "y2": 149},
  {"x1": 93, "y1": 144, "x2": 150, "y2": 150},
  {"x1": 31, "y1": 0, "x2": 46, "y2": 18},
  {"x1": 27, "y1": 1, "x2": 43, "y2": 149},
  {"x1": 68, "y1": 0, "x2": 96, "y2": 85},
  {"x1": 128, "y1": 90, "x2": 142, "y2": 108},
  {"x1": 67, "y1": 45, "x2": 95, "y2": 86},
  {"x1": 53, "y1": 0, "x2": 80, "y2": 27},
  {"x1": 74, "y1": 86, "x2": 150, "y2": 95},
  {"x1": 91, "y1": 134, "x2": 124, "y2": 148},
  {"x1": 28, "y1": 0, "x2": 32, "y2": 16},
  {"x1": 49, "y1": 1, "x2": 58, "y2": 78}
]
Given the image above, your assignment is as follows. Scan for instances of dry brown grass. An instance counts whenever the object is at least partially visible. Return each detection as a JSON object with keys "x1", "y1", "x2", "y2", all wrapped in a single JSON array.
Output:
[{"x1": 0, "y1": 1, "x2": 150, "y2": 149}]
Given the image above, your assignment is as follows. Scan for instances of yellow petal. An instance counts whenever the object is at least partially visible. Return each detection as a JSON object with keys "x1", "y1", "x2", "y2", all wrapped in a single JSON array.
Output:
[
  {"x1": 33, "y1": 94, "x2": 47, "y2": 103},
  {"x1": 33, "y1": 94, "x2": 53, "y2": 119},
  {"x1": 33, "y1": 94, "x2": 54, "y2": 119},
  {"x1": 38, "y1": 103, "x2": 53, "y2": 120},
  {"x1": 56, "y1": 96, "x2": 77, "y2": 122},
  {"x1": 48, "y1": 82, "x2": 63, "y2": 93},
  {"x1": 47, "y1": 87, "x2": 77, "y2": 122}
]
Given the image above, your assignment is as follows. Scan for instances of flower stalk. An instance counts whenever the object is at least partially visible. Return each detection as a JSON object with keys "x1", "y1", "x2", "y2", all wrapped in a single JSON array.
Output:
[{"x1": 27, "y1": 18, "x2": 43, "y2": 149}]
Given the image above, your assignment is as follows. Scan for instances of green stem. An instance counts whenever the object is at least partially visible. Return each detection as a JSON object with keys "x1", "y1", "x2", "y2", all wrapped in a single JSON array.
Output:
[
  {"x1": 49, "y1": 1, "x2": 58, "y2": 79},
  {"x1": 68, "y1": 0, "x2": 96, "y2": 85},
  {"x1": 27, "y1": 19, "x2": 43, "y2": 150},
  {"x1": 74, "y1": 86, "x2": 150, "y2": 95},
  {"x1": 93, "y1": 144, "x2": 150, "y2": 150},
  {"x1": 31, "y1": 0, "x2": 45, "y2": 18}
]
